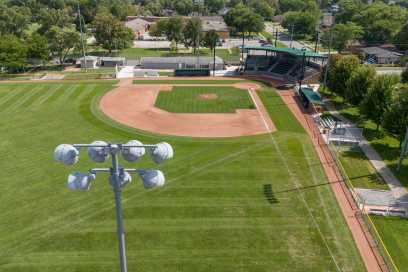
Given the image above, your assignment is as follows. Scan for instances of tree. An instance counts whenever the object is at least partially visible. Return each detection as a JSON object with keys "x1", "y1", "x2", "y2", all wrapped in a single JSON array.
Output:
[
  {"x1": 204, "y1": 0, "x2": 225, "y2": 14},
  {"x1": 345, "y1": 65, "x2": 375, "y2": 105},
  {"x1": 0, "y1": 34, "x2": 27, "y2": 72},
  {"x1": 47, "y1": 26, "x2": 80, "y2": 64},
  {"x1": 282, "y1": 11, "x2": 319, "y2": 38},
  {"x1": 279, "y1": 0, "x2": 306, "y2": 13},
  {"x1": 39, "y1": 8, "x2": 73, "y2": 34},
  {"x1": 354, "y1": 2, "x2": 408, "y2": 43},
  {"x1": 224, "y1": 4, "x2": 264, "y2": 61},
  {"x1": 321, "y1": 22, "x2": 363, "y2": 53},
  {"x1": 394, "y1": 23, "x2": 408, "y2": 51},
  {"x1": 0, "y1": 5, "x2": 31, "y2": 37},
  {"x1": 402, "y1": 67, "x2": 408, "y2": 84},
  {"x1": 335, "y1": 0, "x2": 364, "y2": 24},
  {"x1": 174, "y1": 0, "x2": 193, "y2": 15},
  {"x1": 203, "y1": 30, "x2": 219, "y2": 76},
  {"x1": 26, "y1": 33, "x2": 50, "y2": 65},
  {"x1": 327, "y1": 55, "x2": 360, "y2": 97},
  {"x1": 248, "y1": 0, "x2": 275, "y2": 21},
  {"x1": 144, "y1": 0, "x2": 163, "y2": 16},
  {"x1": 360, "y1": 75, "x2": 400, "y2": 131},
  {"x1": 383, "y1": 84, "x2": 408, "y2": 147},
  {"x1": 183, "y1": 17, "x2": 203, "y2": 54},
  {"x1": 154, "y1": 17, "x2": 184, "y2": 51},
  {"x1": 93, "y1": 12, "x2": 135, "y2": 53}
]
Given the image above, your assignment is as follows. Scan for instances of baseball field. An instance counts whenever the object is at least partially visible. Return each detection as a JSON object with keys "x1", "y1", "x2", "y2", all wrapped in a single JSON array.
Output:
[{"x1": 0, "y1": 80, "x2": 366, "y2": 271}]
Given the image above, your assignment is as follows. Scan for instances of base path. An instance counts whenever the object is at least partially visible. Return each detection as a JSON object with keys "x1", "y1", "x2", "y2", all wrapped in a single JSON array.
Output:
[
  {"x1": 100, "y1": 79, "x2": 276, "y2": 138},
  {"x1": 279, "y1": 90, "x2": 385, "y2": 272}
]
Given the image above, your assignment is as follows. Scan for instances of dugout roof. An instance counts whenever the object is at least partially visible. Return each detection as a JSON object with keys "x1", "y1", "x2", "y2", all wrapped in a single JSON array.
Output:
[
  {"x1": 244, "y1": 46, "x2": 326, "y2": 59},
  {"x1": 300, "y1": 87, "x2": 324, "y2": 105}
]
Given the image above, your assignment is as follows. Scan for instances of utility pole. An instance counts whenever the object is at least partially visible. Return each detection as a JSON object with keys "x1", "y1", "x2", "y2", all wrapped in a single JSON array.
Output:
[
  {"x1": 275, "y1": 29, "x2": 278, "y2": 47},
  {"x1": 323, "y1": 29, "x2": 332, "y2": 88},
  {"x1": 77, "y1": 2, "x2": 87, "y2": 72},
  {"x1": 314, "y1": 31, "x2": 320, "y2": 53},
  {"x1": 289, "y1": 24, "x2": 294, "y2": 48}
]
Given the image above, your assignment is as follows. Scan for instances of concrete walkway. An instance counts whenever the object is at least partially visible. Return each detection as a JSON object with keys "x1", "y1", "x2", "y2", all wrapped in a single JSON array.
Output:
[{"x1": 328, "y1": 109, "x2": 408, "y2": 204}]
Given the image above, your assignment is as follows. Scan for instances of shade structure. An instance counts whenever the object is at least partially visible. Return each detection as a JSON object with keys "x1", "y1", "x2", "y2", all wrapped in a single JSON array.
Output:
[
  {"x1": 88, "y1": 141, "x2": 109, "y2": 163},
  {"x1": 150, "y1": 142, "x2": 174, "y2": 164},
  {"x1": 122, "y1": 140, "x2": 145, "y2": 162},
  {"x1": 67, "y1": 172, "x2": 95, "y2": 191},
  {"x1": 54, "y1": 144, "x2": 79, "y2": 166},
  {"x1": 138, "y1": 169, "x2": 165, "y2": 189}
]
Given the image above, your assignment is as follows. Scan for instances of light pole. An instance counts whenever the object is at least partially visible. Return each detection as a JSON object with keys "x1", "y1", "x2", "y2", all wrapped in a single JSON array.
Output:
[
  {"x1": 194, "y1": 0, "x2": 204, "y2": 69},
  {"x1": 54, "y1": 140, "x2": 174, "y2": 272}
]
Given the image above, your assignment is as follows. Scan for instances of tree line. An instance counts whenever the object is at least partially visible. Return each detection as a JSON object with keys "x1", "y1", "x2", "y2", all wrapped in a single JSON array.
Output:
[
  {"x1": 0, "y1": 0, "x2": 136, "y2": 72},
  {"x1": 324, "y1": 54, "x2": 408, "y2": 146}
]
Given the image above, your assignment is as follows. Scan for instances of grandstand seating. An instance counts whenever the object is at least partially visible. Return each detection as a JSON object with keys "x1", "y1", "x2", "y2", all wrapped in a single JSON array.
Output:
[{"x1": 270, "y1": 58, "x2": 296, "y2": 75}]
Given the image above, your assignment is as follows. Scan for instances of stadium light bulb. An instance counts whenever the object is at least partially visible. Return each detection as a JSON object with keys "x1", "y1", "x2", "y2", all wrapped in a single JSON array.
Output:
[
  {"x1": 137, "y1": 169, "x2": 165, "y2": 189},
  {"x1": 54, "y1": 144, "x2": 79, "y2": 166},
  {"x1": 122, "y1": 140, "x2": 145, "y2": 162},
  {"x1": 109, "y1": 170, "x2": 132, "y2": 189},
  {"x1": 88, "y1": 141, "x2": 109, "y2": 163},
  {"x1": 67, "y1": 172, "x2": 95, "y2": 191},
  {"x1": 150, "y1": 142, "x2": 174, "y2": 164}
]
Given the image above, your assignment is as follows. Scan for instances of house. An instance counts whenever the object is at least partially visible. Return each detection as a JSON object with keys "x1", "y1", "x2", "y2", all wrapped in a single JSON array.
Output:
[
  {"x1": 79, "y1": 56, "x2": 98, "y2": 69},
  {"x1": 200, "y1": 16, "x2": 230, "y2": 40},
  {"x1": 360, "y1": 47, "x2": 403, "y2": 64},
  {"x1": 320, "y1": 13, "x2": 334, "y2": 30},
  {"x1": 140, "y1": 56, "x2": 224, "y2": 70},
  {"x1": 125, "y1": 17, "x2": 152, "y2": 40}
]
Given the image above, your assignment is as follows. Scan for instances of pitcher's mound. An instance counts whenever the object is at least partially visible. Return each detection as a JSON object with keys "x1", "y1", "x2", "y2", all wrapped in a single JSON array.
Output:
[{"x1": 198, "y1": 93, "x2": 218, "y2": 100}]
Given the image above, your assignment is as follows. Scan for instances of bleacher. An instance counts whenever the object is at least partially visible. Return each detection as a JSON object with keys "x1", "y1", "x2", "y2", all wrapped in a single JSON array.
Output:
[{"x1": 245, "y1": 55, "x2": 279, "y2": 71}]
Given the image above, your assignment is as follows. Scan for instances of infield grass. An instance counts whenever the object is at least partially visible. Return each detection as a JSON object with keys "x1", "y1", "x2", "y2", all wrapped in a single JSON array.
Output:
[
  {"x1": 155, "y1": 86, "x2": 254, "y2": 113},
  {"x1": 0, "y1": 80, "x2": 365, "y2": 271}
]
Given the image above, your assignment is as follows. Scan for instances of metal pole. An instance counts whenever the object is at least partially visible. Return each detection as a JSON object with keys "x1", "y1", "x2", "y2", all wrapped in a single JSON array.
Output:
[
  {"x1": 323, "y1": 29, "x2": 332, "y2": 88},
  {"x1": 289, "y1": 24, "x2": 294, "y2": 48},
  {"x1": 111, "y1": 147, "x2": 127, "y2": 272},
  {"x1": 275, "y1": 30, "x2": 278, "y2": 47},
  {"x1": 77, "y1": 3, "x2": 87, "y2": 72},
  {"x1": 314, "y1": 31, "x2": 319, "y2": 52}
]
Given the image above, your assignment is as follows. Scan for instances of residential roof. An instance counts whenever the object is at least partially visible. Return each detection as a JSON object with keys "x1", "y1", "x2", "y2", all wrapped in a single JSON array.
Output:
[
  {"x1": 245, "y1": 46, "x2": 326, "y2": 58},
  {"x1": 361, "y1": 47, "x2": 403, "y2": 58},
  {"x1": 125, "y1": 18, "x2": 151, "y2": 32},
  {"x1": 200, "y1": 16, "x2": 229, "y2": 32},
  {"x1": 141, "y1": 56, "x2": 224, "y2": 65}
]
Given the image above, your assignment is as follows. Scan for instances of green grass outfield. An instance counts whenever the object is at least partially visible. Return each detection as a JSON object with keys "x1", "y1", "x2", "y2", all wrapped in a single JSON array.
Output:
[
  {"x1": 154, "y1": 86, "x2": 254, "y2": 113},
  {"x1": 370, "y1": 216, "x2": 408, "y2": 270},
  {"x1": 133, "y1": 79, "x2": 247, "y2": 85},
  {"x1": 0, "y1": 81, "x2": 366, "y2": 271}
]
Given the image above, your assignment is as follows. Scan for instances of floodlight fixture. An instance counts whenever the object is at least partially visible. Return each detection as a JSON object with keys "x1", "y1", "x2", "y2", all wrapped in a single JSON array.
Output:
[
  {"x1": 150, "y1": 142, "x2": 174, "y2": 164},
  {"x1": 53, "y1": 139, "x2": 173, "y2": 272},
  {"x1": 137, "y1": 169, "x2": 165, "y2": 189},
  {"x1": 122, "y1": 140, "x2": 145, "y2": 162},
  {"x1": 67, "y1": 172, "x2": 95, "y2": 191},
  {"x1": 87, "y1": 140, "x2": 109, "y2": 163},
  {"x1": 54, "y1": 144, "x2": 79, "y2": 166}
]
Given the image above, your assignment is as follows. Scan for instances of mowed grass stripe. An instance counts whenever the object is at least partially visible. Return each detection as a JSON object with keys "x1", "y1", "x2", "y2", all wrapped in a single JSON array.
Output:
[
  {"x1": 67, "y1": 84, "x2": 96, "y2": 101},
  {"x1": 19, "y1": 86, "x2": 52, "y2": 110},
  {"x1": 34, "y1": 84, "x2": 65, "y2": 106},
  {"x1": 45, "y1": 84, "x2": 76, "y2": 104},
  {"x1": 0, "y1": 85, "x2": 32, "y2": 106},
  {"x1": 7, "y1": 85, "x2": 44, "y2": 112},
  {"x1": 0, "y1": 85, "x2": 35, "y2": 112}
]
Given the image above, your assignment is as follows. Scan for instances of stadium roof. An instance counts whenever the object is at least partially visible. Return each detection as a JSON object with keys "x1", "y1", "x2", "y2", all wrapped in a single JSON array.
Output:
[
  {"x1": 244, "y1": 46, "x2": 326, "y2": 58},
  {"x1": 141, "y1": 56, "x2": 224, "y2": 65}
]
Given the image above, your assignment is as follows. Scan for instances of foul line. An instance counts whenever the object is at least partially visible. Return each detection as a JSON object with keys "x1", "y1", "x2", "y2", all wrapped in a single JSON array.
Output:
[{"x1": 248, "y1": 88, "x2": 272, "y2": 133}]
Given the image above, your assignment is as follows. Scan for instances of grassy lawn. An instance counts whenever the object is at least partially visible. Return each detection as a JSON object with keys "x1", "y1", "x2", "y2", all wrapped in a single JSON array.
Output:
[
  {"x1": 320, "y1": 89, "x2": 408, "y2": 189},
  {"x1": 370, "y1": 216, "x2": 408, "y2": 271},
  {"x1": 62, "y1": 68, "x2": 116, "y2": 80},
  {"x1": 119, "y1": 48, "x2": 240, "y2": 62},
  {"x1": 133, "y1": 79, "x2": 246, "y2": 85},
  {"x1": 336, "y1": 146, "x2": 389, "y2": 190},
  {"x1": 0, "y1": 81, "x2": 366, "y2": 271},
  {"x1": 155, "y1": 86, "x2": 254, "y2": 113}
]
